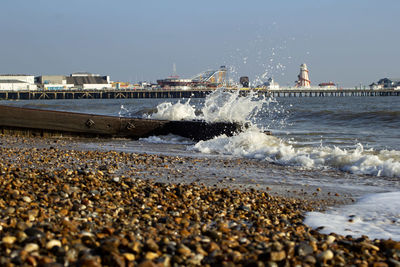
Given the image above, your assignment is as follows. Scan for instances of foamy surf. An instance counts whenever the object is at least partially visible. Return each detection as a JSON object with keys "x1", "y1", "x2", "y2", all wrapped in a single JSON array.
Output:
[
  {"x1": 140, "y1": 134, "x2": 194, "y2": 145},
  {"x1": 304, "y1": 191, "x2": 400, "y2": 241},
  {"x1": 143, "y1": 88, "x2": 400, "y2": 178},
  {"x1": 193, "y1": 128, "x2": 400, "y2": 178}
]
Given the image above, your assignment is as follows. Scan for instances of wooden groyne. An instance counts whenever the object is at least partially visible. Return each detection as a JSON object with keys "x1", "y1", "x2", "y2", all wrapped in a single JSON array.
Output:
[
  {"x1": 0, "y1": 105, "x2": 242, "y2": 141},
  {"x1": 0, "y1": 89, "x2": 399, "y2": 100}
]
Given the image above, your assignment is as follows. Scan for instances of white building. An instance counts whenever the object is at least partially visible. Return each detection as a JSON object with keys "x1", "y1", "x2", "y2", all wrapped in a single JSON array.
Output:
[
  {"x1": 36, "y1": 75, "x2": 74, "y2": 90},
  {"x1": 67, "y1": 72, "x2": 112, "y2": 90},
  {"x1": 0, "y1": 75, "x2": 37, "y2": 91},
  {"x1": 318, "y1": 82, "x2": 336, "y2": 89},
  {"x1": 262, "y1": 78, "x2": 280, "y2": 90}
]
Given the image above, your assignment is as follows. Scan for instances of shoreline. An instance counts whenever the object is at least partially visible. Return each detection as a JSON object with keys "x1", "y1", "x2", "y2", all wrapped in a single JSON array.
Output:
[{"x1": 0, "y1": 135, "x2": 399, "y2": 266}]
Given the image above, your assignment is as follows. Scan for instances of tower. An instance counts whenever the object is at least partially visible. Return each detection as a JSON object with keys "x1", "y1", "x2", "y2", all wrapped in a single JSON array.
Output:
[{"x1": 296, "y1": 63, "x2": 311, "y2": 88}]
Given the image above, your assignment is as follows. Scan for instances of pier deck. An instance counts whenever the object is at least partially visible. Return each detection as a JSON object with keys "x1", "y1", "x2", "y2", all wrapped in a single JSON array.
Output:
[{"x1": 0, "y1": 89, "x2": 399, "y2": 100}]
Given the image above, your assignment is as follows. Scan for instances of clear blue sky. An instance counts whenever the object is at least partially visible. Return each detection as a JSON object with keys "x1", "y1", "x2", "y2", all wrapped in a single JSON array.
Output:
[{"x1": 0, "y1": 0, "x2": 399, "y2": 87}]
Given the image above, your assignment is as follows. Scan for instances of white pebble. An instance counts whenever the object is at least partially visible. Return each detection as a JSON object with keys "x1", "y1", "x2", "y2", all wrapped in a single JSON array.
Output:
[
  {"x1": 24, "y1": 243, "x2": 39, "y2": 253},
  {"x1": 46, "y1": 239, "x2": 62, "y2": 250},
  {"x1": 22, "y1": 196, "x2": 32, "y2": 203}
]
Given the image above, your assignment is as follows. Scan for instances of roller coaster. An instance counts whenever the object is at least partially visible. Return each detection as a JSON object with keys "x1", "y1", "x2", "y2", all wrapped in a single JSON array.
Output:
[{"x1": 190, "y1": 65, "x2": 227, "y2": 85}]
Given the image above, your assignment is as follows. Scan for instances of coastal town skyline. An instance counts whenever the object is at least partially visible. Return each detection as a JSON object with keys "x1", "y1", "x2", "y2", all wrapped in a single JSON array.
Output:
[{"x1": 1, "y1": 0, "x2": 399, "y2": 87}]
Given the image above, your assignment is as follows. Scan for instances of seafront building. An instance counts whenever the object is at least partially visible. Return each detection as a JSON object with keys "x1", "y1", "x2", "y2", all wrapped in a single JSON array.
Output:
[
  {"x1": 67, "y1": 73, "x2": 112, "y2": 90},
  {"x1": 0, "y1": 72, "x2": 113, "y2": 91},
  {"x1": 35, "y1": 75, "x2": 74, "y2": 90},
  {"x1": 370, "y1": 78, "x2": 400, "y2": 90},
  {"x1": 260, "y1": 78, "x2": 280, "y2": 90},
  {"x1": 3, "y1": 65, "x2": 398, "y2": 92},
  {"x1": 35, "y1": 73, "x2": 112, "y2": 90},
  {"x1": 0, "y1": 74, "x2": 37, "y2": 91},
  {"x1": 318, "y1": 82, "x2": 336, "y2": 89}
]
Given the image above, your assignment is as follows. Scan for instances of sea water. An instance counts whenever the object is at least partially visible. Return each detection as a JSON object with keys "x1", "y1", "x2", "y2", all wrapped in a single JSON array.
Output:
[{"x1": 1, "y1": 89, "x2": 400, "y2": 240}]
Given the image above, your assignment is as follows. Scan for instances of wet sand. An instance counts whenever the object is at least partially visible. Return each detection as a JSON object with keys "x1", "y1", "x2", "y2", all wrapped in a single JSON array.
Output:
[{"x1": 0, "y1": 135, "x2": 399, "y2": 266}]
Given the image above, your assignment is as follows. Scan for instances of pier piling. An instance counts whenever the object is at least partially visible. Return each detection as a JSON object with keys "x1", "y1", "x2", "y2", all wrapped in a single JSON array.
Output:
[{"x1": 0, "y1": 89, "x2": 399, "y2": 101}]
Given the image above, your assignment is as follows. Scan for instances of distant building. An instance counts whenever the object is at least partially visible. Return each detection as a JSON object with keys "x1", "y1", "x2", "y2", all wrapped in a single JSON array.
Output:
[
  {"x1": 369, "y1": 82, "x2": 383, "y2": 90},
  {"x1": 239, "y1": 76, "x2": 249, "y2": 88},
  {"x1": 66, "y1": 72, "x2": 112, "y2": 90},
  {"x1": 0, "y1": 74, "x2": 37, "y2": 91},
  {"x1": 35, "y1": 75, "x2": 74, "y2": 90},
  {"x1": 260, "y1": 78, "x2": 280, "y2": 90},
  {"x1": 374, "y1": 78, "x2": 400, "y2": 89},
  {"x1": 112, "y1": 82, "x2": 139, "y2": 90},
  {"x1": 318, "y1": 82, "x2": 336, "y2": 89}
]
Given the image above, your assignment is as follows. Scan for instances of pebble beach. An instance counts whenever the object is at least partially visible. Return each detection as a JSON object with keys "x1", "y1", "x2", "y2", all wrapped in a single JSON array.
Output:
[{"x1": 1, "y1": 135, "x2": 399, "y2": 267}]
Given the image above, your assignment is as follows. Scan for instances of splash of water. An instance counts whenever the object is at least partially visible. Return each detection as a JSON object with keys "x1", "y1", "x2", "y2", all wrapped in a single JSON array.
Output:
[
  {"x1": 146, "y1": 88, "x2": 400, "y2": 178},
  {"x1": 118, "y1": 105, "x2": 130, "y2": 117},
  {"x1": 201, "y1": 89, "x2": 269, "y2": 123},
  {"x1": 147, "y1": 99, "x2": 197, "y2": 121},
  {"x1": 147, "y1": 88, "x2": 275, "y2": 125}
]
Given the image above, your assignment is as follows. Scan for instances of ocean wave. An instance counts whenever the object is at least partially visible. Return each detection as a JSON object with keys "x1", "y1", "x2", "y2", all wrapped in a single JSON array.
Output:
[
  {"x1": 291, "y1": 110, "x2": 400, "y2": 124},
  {"x1": 140, "y1": 134, "x2": 194, "y2": 145},
  {"x1": 193, "y1": 128, "x2": 400, "y2": 178}
]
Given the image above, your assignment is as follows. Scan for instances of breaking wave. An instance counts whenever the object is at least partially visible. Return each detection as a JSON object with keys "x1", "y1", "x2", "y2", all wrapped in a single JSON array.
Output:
[
  {"x1": 193, "y1": 128, "x2": 400, "y2": 178},
  {"x1": 145, "y1": 88, "x2": 400, "y2": 178}
]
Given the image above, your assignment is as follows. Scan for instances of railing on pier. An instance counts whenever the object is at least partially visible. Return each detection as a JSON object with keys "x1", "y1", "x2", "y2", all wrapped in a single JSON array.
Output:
[{"x1": 0, "y1": 88, "x2": 399, "y2": 100}]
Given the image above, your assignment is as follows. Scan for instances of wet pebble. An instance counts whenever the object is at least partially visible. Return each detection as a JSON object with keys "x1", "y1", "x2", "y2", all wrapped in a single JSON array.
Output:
[
  {"x1": 46, "y1": 239, "x2": 62, "y2": 250},
  {"x1": 0, "y1": 136, "x2": 396, "y2": 266}
]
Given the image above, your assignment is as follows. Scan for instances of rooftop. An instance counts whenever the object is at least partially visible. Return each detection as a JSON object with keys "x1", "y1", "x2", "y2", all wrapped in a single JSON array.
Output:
[
  {"x1": 67, "y1": 76, "x2": 108, "y2": 85},
  {"x1": 0, "y1": 79, "x2": 26, "y2": 83},
  {"x1": 0, "y1": 74, "x2": 31, "y2": 76}
]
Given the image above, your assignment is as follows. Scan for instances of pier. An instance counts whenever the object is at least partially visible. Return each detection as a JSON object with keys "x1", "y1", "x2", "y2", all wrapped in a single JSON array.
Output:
[{"x1": 0, "y1": 89, "x2": 399, "y2": 101}]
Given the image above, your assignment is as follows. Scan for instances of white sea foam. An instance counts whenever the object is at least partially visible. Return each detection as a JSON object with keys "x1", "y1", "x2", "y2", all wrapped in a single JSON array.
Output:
[
  {"x1": 146, "y1": 88, "x2": 400, "y2": 178},
  {"x1": 304, "y1": 191, "x2": 400, "y2": 241},
  {"x1": 140, "y1": 134, "x2": 193, "y2": 145},
  {"x1": 193, "y1": 128, "x2": 400, "y2": 177},
  {"x1": 147, "y1": 100, "x2": 197, "y2": 121}
]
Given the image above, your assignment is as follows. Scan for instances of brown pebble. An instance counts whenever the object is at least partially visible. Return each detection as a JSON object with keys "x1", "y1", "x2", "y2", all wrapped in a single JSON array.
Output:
[
  {"x1": 270, "y1": 250, "x2": 286, "y2": 261},
  {"x1": 138, "y1": 260, "x2": 158, "y2": 267},
  {"x1": 145, "y1": 252, "x2": 158, "y2": 260},
  {"x1": 2, "y1": 236, "x2": 16, "y2": 245},
  {"x1": 24, "y1": 243, "x2": 39, "y2": 253}
]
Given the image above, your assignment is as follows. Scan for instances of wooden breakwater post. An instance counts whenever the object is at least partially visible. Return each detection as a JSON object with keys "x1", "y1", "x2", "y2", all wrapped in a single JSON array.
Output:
[{"x1": 0, "y1": 105, "x2": 243, "y2": 141}]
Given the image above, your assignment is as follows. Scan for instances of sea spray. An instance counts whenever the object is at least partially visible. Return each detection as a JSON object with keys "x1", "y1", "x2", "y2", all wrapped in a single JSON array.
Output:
[
  {"x1": 118, "y1": 105, "x2": 130, "y2": 117},
  {"x1": 201, "y1": 88, "x2": 270, "y2": 124},
  {"x1": 147, "y1": 99, "x2": 197, "y2": 121},
  {"x1": 147, "y1": 88, "x2": 275, "y2": 125}
]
